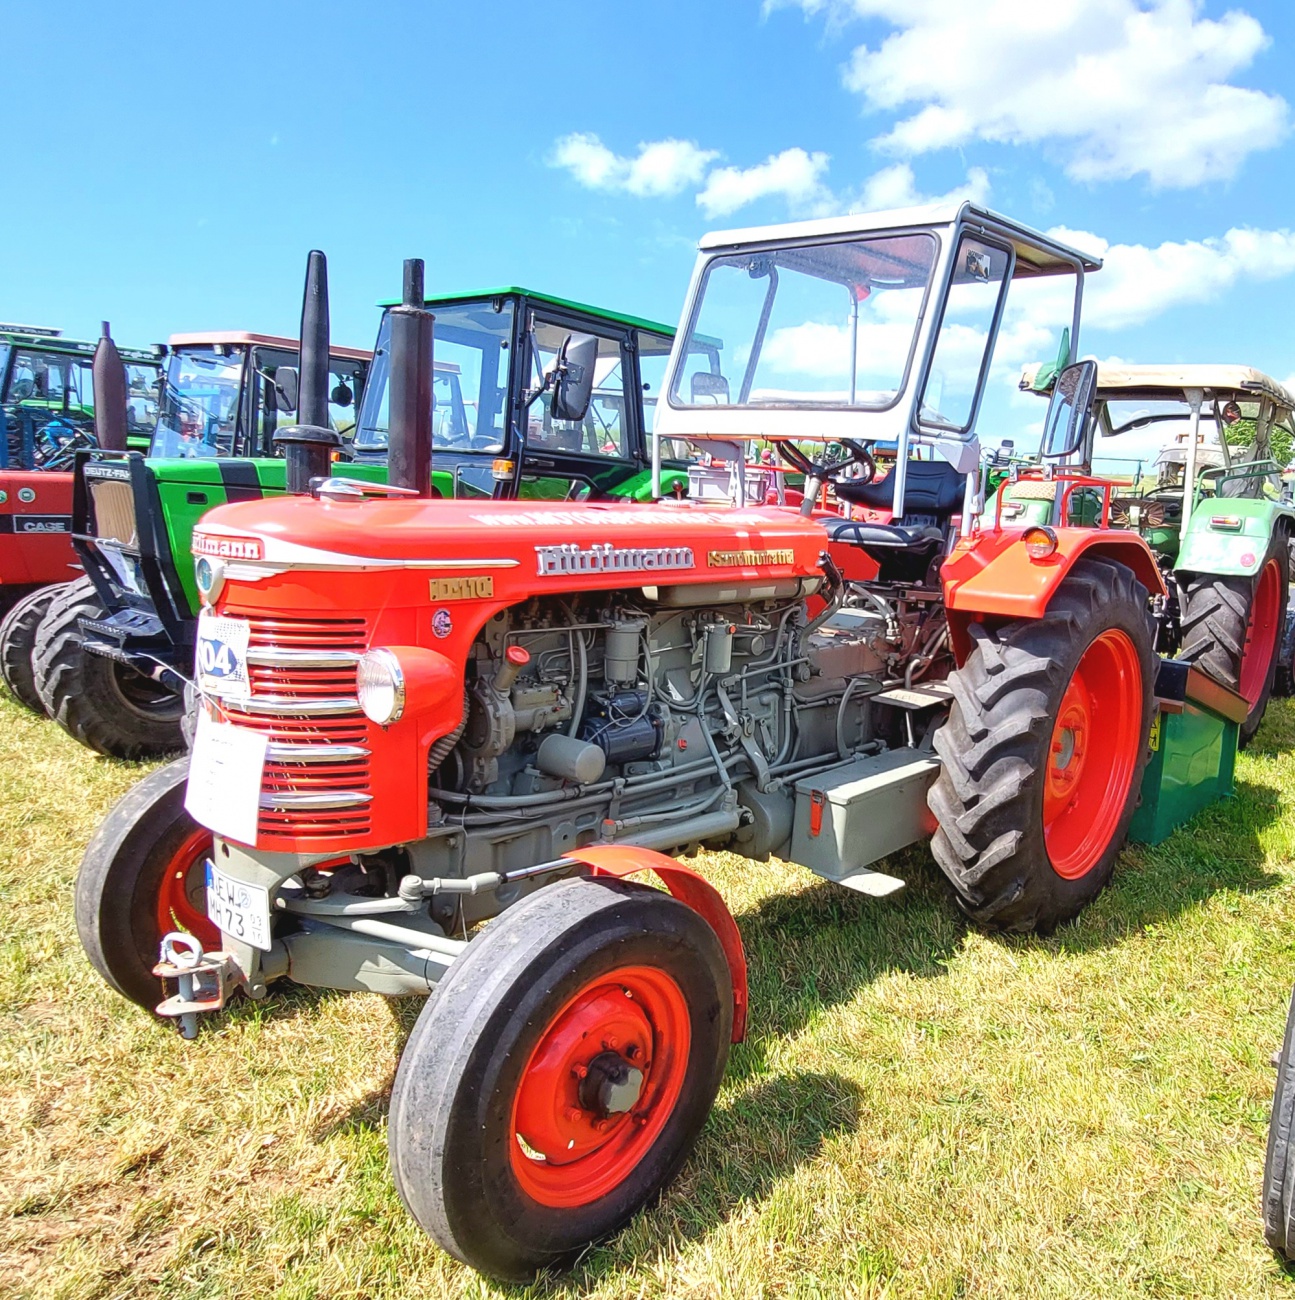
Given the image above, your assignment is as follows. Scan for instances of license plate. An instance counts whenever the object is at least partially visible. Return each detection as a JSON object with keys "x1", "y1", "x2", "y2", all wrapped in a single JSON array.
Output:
[
  {"x1": 204, "y1": 860, "x2": 272, "y2": 951},
  {"x1": 196, "y1": 609, "x2": 251, "y2": 701}
]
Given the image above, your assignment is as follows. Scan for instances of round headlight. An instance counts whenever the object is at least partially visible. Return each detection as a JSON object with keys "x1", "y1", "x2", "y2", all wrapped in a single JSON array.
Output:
[
  {"x1": 194, "y1": 555, "x2": 226, "y2": 605},
  {"x1": 357, "y1": 648, "x2": 406, "y2": 725}
]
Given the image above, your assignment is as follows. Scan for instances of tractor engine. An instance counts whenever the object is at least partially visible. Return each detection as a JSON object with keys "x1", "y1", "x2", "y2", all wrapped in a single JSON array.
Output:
[{"x1": 404, "y1": 581, "x2": 945, "y2": 917}]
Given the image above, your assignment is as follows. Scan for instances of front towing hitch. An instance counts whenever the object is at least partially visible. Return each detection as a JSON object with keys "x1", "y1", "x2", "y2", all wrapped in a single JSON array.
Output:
[{"x1": 153, "y1": 932, "x2": 244, "y2": 1038}]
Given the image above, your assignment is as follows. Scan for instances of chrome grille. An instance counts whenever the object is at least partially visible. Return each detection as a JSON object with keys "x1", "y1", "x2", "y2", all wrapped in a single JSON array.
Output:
[{"x1": 220, "y1": 614, "x2": 372, "y2": 843}]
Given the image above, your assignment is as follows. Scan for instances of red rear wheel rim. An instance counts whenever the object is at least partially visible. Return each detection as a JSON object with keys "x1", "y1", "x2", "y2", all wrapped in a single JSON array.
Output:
[
  {"x1": 1240, "y1": 558, "x2": 1283, "y2": 707},
  {"x1": 155, "y1": 827, "x2": 219, "y2": 948},
  {"x1": 1043, "y1": 628, "x2": 1142, "y2": 881},
  {"x1": 509, "y1": 964, "x2": 691, "y2": 1208}
]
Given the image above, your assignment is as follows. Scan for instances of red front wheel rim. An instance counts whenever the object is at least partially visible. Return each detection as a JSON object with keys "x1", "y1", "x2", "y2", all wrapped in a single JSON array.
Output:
[
  {"x1": 1240, "y1": 558, "x2": 1283, "y2": 707},
  {"x1": 155, "y1": 827, "x2": 219, "y2": 948},
  {"x1": 509, "y1": 964, "x2": 691, "y2": 1208},
  {"x1": 1043, "y1": 628, "x2": 1143, "y2": 881}
]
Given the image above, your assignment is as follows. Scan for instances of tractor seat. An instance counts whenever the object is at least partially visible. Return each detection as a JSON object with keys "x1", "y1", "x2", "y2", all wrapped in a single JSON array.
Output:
[
  {"x1": 835, "y1": 458, "x2": 964, "y2": 515},
  {"x1": 821, "y1": 518, "x2": 943, "y2": 554}
]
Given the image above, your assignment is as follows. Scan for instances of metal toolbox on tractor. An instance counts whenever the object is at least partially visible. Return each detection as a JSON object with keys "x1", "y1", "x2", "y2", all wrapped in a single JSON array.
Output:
[{"x1": 791, "y1": 749, "x2": 941, "y2": 893}]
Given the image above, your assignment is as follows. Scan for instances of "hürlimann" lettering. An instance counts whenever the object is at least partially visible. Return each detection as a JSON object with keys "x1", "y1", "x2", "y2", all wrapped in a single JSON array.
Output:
[{"x1": 536, "y1": 542, "x2": 695, "y2": 577}]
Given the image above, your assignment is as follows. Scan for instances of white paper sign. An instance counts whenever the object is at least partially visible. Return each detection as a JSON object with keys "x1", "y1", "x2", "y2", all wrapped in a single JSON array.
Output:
[
  {"x1": 184, "y1": 708, "x2": 268, "y2": 846},
  {"x1": 195, "y1": 609, "x2": 252, "y2": 701}
]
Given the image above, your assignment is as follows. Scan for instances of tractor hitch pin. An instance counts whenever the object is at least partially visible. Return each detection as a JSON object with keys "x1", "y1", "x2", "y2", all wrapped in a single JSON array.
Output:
[{"x1": 153, "y1": 932, "x2": 244, "y2": 1040}]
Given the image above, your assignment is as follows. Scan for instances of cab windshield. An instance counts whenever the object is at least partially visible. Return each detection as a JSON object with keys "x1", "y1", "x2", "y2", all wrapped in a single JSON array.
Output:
[
  {"x1": 671, "y1": 232, "x2": 939, "y2": 411},
  {"x1": 356, "y1": 299, "x2": 514, "y2": 455},
  {"x1": 151, "y1": 347, "x2": 244, "y2": 457}
]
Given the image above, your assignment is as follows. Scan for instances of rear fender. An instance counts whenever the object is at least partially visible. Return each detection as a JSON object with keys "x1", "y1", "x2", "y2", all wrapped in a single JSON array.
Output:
[
  {"x1": 562, "y1": 845, "x2": 748, "y2": 1042},
  {"x1": 942, "y1": 527, "x2": 1165, "y2": 665},
  {"x1": 1175, "y1": 501, "x2": 1293, "y2": 578}
]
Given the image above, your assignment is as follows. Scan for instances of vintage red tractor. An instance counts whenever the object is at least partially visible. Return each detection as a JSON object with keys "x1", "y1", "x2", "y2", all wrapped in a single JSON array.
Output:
[{"x1": 78, "y1": 205, "x2": 1163, "y2": 1279}]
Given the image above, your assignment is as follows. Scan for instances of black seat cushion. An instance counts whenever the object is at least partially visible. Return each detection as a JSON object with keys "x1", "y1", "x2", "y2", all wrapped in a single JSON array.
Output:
[
  {"x1": 835, "y1": 459, "x2": 964, "y2": 514},
  {"x1": 822, "y1": 517, "x2": 943, "y2": 552}
]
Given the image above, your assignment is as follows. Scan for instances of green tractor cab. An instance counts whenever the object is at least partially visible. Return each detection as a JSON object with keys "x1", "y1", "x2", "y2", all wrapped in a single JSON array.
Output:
[
  {"x1": 354, "y1": 287, "x2": 689, "y2": 502},
  {"x1": 1020, "y1": 362, "x2": 1295, "y2": 744},
  {"x1": 1, "y1": 323, "x2": 160, "y2": 469}
]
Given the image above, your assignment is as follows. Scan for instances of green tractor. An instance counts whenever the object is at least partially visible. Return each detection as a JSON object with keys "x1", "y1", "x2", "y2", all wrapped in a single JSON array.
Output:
[
  {"x1": 33, "y1": 277, "x2": 685, "y2": 759},
  {"x1": 30, "y1": 328, "x2": 374, "y2": 757},
  {"x1": 1012, "y1": 363, "x2": 1295, "y2": 743},
  {"x1": 1, "y1": 323, "x2": 160, "y2": 469}
]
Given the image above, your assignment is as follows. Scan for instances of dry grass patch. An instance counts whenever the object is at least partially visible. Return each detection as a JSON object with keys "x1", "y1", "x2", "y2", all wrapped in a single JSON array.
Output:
[{"x1": 3, "y1": 695, "x2": 1295, "y2": 1296}]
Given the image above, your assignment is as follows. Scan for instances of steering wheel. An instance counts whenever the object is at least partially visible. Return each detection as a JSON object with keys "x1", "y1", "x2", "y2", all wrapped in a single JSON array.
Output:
[{"x1": 775, "y1": 438, "x2": 876, "y2": 485}]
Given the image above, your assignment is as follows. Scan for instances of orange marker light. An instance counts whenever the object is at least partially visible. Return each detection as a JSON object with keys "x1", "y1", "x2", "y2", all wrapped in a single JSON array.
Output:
[{"x1": 1022, "y1": 526, "x2": 1059, "y2": 560}]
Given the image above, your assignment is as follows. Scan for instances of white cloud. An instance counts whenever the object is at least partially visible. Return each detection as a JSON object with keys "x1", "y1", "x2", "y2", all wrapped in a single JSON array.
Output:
[
  {"x1": 696, "y1": 148, "x2": 832, "y2": 218},
  {"x1": 1050, "y1": 224, "x2": 1295, "y2": 329},
  {"x1": 550, "y1": 132, "x2": 718, "y2": 197},
  {"x1": 854, "y1": 161, "x2": 991, "y2": 212},
  {"x1": 775, "y1": 0, "x2": 1288, "y2": 187}
]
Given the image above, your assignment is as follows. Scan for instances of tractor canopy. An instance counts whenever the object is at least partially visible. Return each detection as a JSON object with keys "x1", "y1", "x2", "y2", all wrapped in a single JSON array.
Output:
[
  {"x1": 651, "y1": 202, "x2": 1100, "y2": 508},
  {"x1": 353, "y1": 288, "x2": 684, "y2": 501},
  {"x1": 1, "y1": 324, "x2": 161, "y2": 469}
]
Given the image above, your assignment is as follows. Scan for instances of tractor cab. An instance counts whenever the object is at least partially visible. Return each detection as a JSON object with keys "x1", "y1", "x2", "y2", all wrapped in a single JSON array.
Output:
[
  {"x1": 150, "y1": 332, "x2": 370, "y2": 461},
  {"x1": 0, "y1": 324, "x2": 160, "y2": 469},
  {"x1": 652, "y1": 202, "x2": 1100, "y2": 585},
  {"x1": 352, "y1": 288, "x2": 687, "y2": 501}
]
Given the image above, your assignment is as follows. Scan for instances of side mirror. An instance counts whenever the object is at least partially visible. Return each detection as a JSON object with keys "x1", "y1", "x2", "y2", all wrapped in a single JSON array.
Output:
[
  {"x1": 691, "y1": 371, "x2": 729, "y2": 404},
  {"x1": 273, "y1": 367, "x2": 300, "y2": 413},
  {"x1": 330, "y1": 379, "x2": 353, "y2": 408},
  {"x1": 551, "y1": 333, "x2": 597, "y2": 423},
  {"x1": 1040, "y1": 360, "x2": 1098, "y2": 460}
]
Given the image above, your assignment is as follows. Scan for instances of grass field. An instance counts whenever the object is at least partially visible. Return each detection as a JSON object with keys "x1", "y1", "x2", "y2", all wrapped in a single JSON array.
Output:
[{"x1": 4, "y1": 694, "x2": 1295, "y2": 1299}]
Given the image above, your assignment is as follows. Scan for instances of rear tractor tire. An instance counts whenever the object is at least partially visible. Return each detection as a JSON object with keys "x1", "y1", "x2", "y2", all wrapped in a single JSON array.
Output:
[
  {"x1": 0, "y1": 584, "x2": 61, "y2": 713},
  {"x1": 75, "y1": 758, "x2": 216, "y2": 1010},
  {"x1": 389, "y1": 876, "x2": 732, "y2": 1281},
  {"x1": 32, "y1": 576, "x2": 185, "y2": 758},
  {"x1": 1180, "y1": 531, "x2": 1288, "y2": 747},
  {"x1": 928, "y1": 557, "x2": 1155, "y2": 934}
]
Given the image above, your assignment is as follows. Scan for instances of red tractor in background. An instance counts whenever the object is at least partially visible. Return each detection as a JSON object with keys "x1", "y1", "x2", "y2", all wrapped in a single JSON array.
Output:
[
  {"x1": 78, "y1": 206, "x2": 1163, "y2": 1279},
  {"x1": 0, "y1": 324, "x2": 161, "y2": 710}
]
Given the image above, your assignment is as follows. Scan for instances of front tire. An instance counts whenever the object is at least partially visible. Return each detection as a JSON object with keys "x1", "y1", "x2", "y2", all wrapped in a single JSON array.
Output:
[
  {"x1": 32, "y1": 576, "x2": 185, "y2": 758},
  {"x1": 1180, "y1": 532, "x2": 1288, "y2": 747},
  {"x1": 75, "y1": 758, "x2": 216, "y2": 1009},
  {"x1": 389, "y1": 876, "x2": 732, "y2": 1281},
  {"x1": 0, "y1": 584, "x2": 61, "y2": 712},
  {"x1": 1264, "y1": 986, "x2": 1295, "y2": 1259},
  {"x1": 928, "y1": 557, "x2": 1155, "y2": 934}
]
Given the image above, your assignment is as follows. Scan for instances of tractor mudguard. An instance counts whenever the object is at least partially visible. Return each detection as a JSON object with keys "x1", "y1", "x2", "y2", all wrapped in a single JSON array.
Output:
[
  {"x1": 561, "y1": 844, "x2": 748, "y2": 1041},
  {"x1": 1175, "y1": 499, "x2": 1294, "y2": 578},
  {"x1": 941, "y1": 526, "x2": 1164, "y2": 665}
]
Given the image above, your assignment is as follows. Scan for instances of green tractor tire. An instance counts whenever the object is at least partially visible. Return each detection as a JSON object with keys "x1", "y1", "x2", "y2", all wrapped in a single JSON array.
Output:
[{"x1": 32, "y1": 578, "x2": 186, "y2": 759}]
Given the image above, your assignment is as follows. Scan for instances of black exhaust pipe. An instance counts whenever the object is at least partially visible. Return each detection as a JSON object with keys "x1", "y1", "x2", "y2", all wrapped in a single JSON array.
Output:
[
  {"x1": 92, "y1": 321, "x2": 128, "y2": 452},
  {"x1": 276, "y1": 249, "x2": 340, "y2": 494},
  {"x1": 387, "y1": 257, "x2": 435, "y2": 496}
]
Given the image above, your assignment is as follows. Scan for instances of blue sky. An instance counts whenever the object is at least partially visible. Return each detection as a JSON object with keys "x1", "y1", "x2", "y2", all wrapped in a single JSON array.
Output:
[{"x1": 3, "y1": 0, "x2": 1293, "y2": 449}]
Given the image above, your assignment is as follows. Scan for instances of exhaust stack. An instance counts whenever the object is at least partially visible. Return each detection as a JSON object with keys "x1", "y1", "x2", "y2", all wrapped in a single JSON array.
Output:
[
  {"x1": 387, "y1": 258, "x2": 435, "y2": 496},
  {"x1": 275, "y1": 249, "x2": 341, "y2": 494},
  {"x1": 92, "y1": 321, "x2": 128, "y2": 452}
]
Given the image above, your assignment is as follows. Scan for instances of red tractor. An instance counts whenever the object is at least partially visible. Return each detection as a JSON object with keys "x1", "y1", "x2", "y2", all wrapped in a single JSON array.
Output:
[{"x1": 79, "y1": 207, "x2": 1162, "y2": 1279}]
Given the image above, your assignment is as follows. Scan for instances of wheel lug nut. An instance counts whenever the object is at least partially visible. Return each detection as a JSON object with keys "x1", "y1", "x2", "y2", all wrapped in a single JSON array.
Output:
[
  {"x1": 625, "y1": 1044, "x2": 640, "y2": 1060},
  {"x1": 566, "y1": 1106, "x2": 583, "y2": 1122},
  {"x1": 572, "y1": 1064, "x2": 588, "y2": 1079},
  {"x1": 602, "y1": 1036, "x2": 618, "y2": 1051}
]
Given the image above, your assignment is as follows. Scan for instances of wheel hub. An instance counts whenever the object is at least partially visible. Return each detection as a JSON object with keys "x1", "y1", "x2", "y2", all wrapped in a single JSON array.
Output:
[{"x1": 578, "y1": 1050, "x2": 645, "y2": 1117}]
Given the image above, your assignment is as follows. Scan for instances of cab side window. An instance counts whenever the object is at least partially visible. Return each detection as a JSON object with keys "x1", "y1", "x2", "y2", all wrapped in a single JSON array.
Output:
[{"x1": 528, "y1": 320, "x2": 630, "y2": 460}]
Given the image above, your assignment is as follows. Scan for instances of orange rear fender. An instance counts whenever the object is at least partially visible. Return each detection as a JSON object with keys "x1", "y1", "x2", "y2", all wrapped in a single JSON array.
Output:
[{"x1": 942, "y1": 528, "x2": 1164, "y2": 665}]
